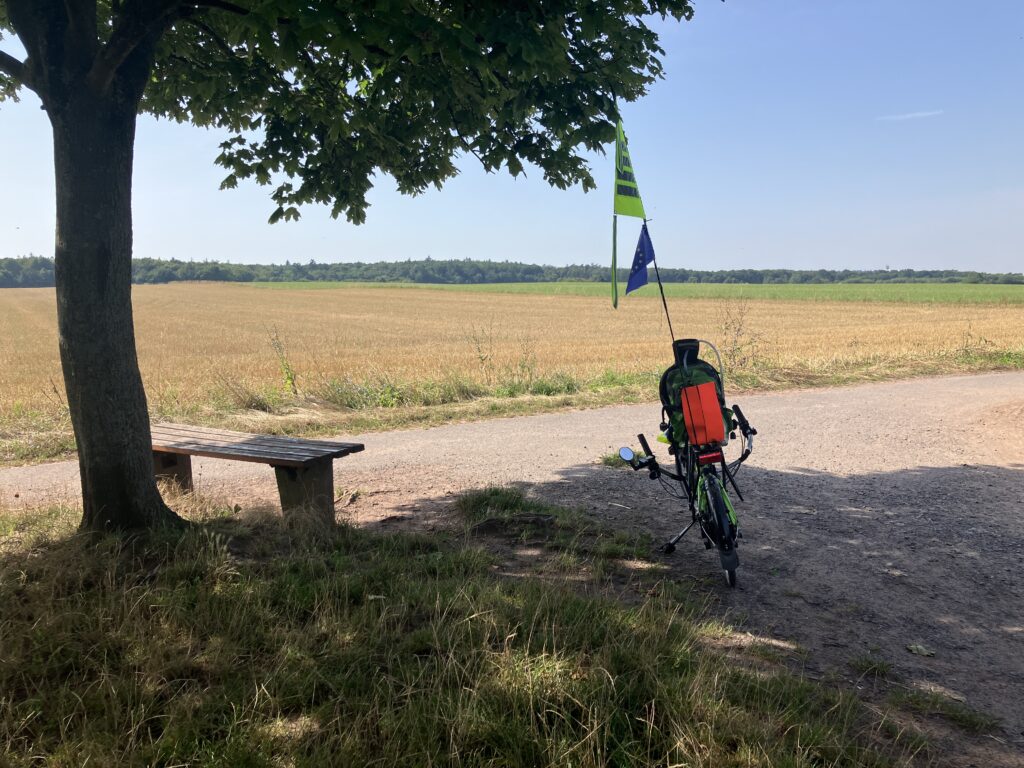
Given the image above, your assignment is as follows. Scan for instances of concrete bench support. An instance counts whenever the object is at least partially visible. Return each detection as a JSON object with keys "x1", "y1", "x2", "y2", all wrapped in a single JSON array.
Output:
[
  {"x1": 274, "y1": 459, "x2": 335, "y2": 521},
  {"x1": 154, "y1": 451, "x2": 194, "y2": 491}
]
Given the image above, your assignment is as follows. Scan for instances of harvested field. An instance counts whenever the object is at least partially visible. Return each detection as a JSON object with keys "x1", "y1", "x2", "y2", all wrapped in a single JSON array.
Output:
[
  {"x1": 256, "y1": 280, "x2": 1024, "y2": 304},
  {"x1": 2, "y1": 282, "x2": 1023, "y2": 464}
]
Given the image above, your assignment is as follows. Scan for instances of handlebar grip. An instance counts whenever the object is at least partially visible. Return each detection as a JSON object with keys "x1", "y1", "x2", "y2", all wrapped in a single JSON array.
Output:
[
  {"x1": 731, "y1": 404, "x2": 757, "y2": 436},
  {"x1": 637, "y1": 433, "x2": 653, "y2": 457}
]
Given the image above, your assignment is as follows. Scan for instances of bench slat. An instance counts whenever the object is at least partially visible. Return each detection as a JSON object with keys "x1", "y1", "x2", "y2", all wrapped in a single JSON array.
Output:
[
  {"x1": 153, "y1": 440, "x2": 316, "y2": 467},
  {"x1": 152, "y1": 423, "x2": 364, "y2": 467},
  {"x1": 152, "y1": 423, "x2": 362, "y2": 455},
  {"x1": 152, "y1": 431, "x2": 332, "y2": 460},
  {"x1": 154, "y1": 423, "x2": 362, "y2": 453}
]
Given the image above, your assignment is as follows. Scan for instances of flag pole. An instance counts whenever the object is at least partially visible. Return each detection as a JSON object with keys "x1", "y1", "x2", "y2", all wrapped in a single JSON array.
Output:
[
  {"x1": 611, "y1": 214, "x2": 619, "y2": 308},
  {"x1": 644, "y1": 219, "x2": 675, "y2": 342}
]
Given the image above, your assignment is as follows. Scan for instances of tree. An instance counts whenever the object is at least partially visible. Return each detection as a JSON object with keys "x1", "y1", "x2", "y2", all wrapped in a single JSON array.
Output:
[{"x1": 0, "y1": 0, "x2": 693, "y2": 531}]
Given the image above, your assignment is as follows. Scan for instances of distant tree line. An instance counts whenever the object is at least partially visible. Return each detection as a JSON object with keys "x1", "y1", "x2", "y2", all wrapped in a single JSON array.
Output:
[
  {"x1": 2, "y1": 254, "x2": 1022, "y2": 288},
  {"x1": 0, "y1": 255, "x2": 56, "y2": 287}
]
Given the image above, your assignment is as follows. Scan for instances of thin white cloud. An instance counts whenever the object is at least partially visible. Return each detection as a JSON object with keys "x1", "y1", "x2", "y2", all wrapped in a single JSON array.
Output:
[{"x1": 875, "y1": 110, "x2": 944, "y2": 122}]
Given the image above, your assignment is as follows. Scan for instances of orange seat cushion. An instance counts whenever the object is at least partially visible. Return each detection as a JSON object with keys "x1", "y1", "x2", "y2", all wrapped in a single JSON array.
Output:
[{"x1": 680, "y1": 382, "x2": 725, "y2": 447}]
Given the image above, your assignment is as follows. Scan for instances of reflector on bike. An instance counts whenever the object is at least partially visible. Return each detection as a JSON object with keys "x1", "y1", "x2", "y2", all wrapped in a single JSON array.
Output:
[
  {"x1": 680, "y1": 382, "x2": 726, "y2": 447},
  {"x1": 697, "y1": 450, "x2": 724, "y2": 466}
]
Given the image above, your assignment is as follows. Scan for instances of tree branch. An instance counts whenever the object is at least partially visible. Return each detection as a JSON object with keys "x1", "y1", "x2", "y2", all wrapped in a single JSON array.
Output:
[
  {"x1": 187, "y1": 0, "x2": 298, "y2": 28},
  {"x1": 6, "y1": 0, "x2": 65, "y2": 96},
  {"x1": 63, "y1": 0, "x2": 98, "y2": 59},
  {"x1": 0, "y1": 49, "x2": 31, "y2": 88},
  {"x1": 87, "y1": 0, "x2": 180, "y2": 92},
  {"x1": 87, "y1": 0, "x2": 281, "y2": 94},
  {"x1": 185, "y1": 1, "x2": 292, "y2": 25},
  {"x1": 186, "y1": 0, "x2": 249, "y2": 15},
  {"x1": 182, "y1": 17, "x2": 235, "y2": 58}
]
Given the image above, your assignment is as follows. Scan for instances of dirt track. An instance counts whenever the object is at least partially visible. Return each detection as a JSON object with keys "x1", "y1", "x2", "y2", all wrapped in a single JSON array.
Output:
[{"x1": 3, "y1": 371, "x2": 1023, "y2": 765}]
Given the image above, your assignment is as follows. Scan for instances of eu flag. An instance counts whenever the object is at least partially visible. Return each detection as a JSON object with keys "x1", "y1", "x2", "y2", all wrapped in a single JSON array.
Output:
[{"x1": 626, "y1": 223, "x2": 655, "y2": 294}]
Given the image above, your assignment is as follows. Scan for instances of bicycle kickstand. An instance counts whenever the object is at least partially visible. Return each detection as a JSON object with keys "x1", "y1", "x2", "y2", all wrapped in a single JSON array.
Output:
[{"x1": 661, "y1": 519, "x2": 697, "y2": 554}]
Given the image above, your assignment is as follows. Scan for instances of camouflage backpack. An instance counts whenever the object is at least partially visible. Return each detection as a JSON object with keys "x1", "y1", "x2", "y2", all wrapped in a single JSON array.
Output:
[{"x1": 658, "y1": 339, "x2": 734, "y2": 447}]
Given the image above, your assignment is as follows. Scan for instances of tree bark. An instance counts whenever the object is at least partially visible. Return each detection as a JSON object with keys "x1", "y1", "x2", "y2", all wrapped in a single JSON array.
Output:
[{"x1": 48, "y1": 92, "x2": 182, "y2": 531}]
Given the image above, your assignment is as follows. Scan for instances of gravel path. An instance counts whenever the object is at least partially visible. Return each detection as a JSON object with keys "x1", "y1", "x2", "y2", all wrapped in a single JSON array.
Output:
[{"x1": 3, "y1": 371, "x2": 1023, "y2": 764}]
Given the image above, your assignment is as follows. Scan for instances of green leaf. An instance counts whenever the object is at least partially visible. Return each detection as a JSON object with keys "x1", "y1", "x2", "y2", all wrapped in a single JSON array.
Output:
[{"x1": 131, "y1": 0, "x2": 694, "y2": 223}]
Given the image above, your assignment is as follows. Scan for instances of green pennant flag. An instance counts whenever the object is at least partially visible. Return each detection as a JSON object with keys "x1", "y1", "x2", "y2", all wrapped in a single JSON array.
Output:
[
  {"x1": 612, "y1": 120, "x2": 645, "y2": 307},
  {"x1": 614, "y1": 120, "x2": 645, "y2": 218}
]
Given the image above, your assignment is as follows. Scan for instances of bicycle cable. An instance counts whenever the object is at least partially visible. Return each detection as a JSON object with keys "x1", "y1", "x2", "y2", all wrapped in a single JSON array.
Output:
[{"x1": 657, "y1": 472, "x2": 688, "y2": 502}]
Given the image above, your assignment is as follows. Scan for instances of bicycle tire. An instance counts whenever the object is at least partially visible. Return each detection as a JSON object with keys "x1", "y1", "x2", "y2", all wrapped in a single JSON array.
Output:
[{"x1": 705, "y1": 474, "x2": 739, "y2": 585}]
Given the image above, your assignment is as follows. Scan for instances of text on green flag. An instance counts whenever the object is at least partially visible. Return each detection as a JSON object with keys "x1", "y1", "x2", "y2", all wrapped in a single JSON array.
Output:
[{"x1": 613, "y1": 120, "x2": 645, "y2": 219}]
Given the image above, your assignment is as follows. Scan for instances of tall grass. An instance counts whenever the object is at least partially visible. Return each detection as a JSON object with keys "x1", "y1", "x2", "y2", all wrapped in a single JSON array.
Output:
[{"x1": 0, "y1": 495, "x2": 929, "y2": 767}]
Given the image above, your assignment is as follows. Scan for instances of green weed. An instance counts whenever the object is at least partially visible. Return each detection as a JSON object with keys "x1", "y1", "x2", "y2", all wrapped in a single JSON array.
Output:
[
  {"x1": 889, "y1": 689, "x2": 1000, "y2": 734},
  {"x1": 600, "y1": 452, "x2": 629, "y2": 468},
  {"x1": 850, "y1": 654, "x2": 893, "y2": 679},
  {"x1": 213, "y1": 376, "x2": 279, "y2": 413},
  {"x1": 267, "y1": 324, "x2": 298, "y2": 395}
]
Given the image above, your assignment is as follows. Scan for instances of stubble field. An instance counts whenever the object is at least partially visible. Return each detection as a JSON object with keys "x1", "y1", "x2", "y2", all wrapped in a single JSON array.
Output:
[{"x1": 2, "y1": 281, "x2": 1023, "y2": 464}]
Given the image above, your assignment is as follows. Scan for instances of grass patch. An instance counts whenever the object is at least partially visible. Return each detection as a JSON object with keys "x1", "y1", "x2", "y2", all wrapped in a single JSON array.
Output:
[
  {"x1": 888, "y1": 690, "x2": 1001, "y2": 734},
  {"x1": 454, "y1": 486, "x2": 651, "y2": 568},
  {"x1": 877, "y1": 718, "x2": 931, "y2": 757},
  {"x1": 456, "y1": 485, "x2": 591, "y2": 552},
  {"x1": 850, "y1": 654, "x2": 894, "y2": 679},
  {"x1": 311, "y1": 370, "x2": 581, "y2": 410},
  {"x1": 600, "y1": 452, "x2": 629, "y2": 468},
  {"x1": 747, "y1": 642, "x2": 790, "y2": 664},
  {"x1": 0, "y1": 426, "x2": 77, "y2": 465},
  {"x1": 0, "y1": 499, "x2": 925, "y2": 767},
  {"x1": 214, "y1": 376, "x2": 282, "y2": 413}
]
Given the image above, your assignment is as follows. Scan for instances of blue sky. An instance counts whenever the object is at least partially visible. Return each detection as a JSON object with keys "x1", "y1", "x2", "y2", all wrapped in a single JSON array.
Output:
[{"x1": 1, "y1": 1, "x2": 1022, "y2": 271}]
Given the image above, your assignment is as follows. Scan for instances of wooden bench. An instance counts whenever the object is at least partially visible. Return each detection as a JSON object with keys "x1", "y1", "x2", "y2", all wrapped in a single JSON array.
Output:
[{"x1": 151, "y1": 423, "x2": 364, "y2": 520}]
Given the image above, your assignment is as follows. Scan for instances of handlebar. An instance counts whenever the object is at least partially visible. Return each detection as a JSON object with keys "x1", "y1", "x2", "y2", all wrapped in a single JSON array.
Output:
[
  {"x1": 621, "y1": 433, "x2": 660, "y2": 477},
  {"x1": 728, "y1": 404, "x2": 756, "y2": 467},
  {"x1": 620, "y1": 434, "x2": 686, "y2": 482}
]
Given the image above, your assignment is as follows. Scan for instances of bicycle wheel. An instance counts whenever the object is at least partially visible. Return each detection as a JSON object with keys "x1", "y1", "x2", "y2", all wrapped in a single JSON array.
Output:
[{"x1": 705, "y1": 475, "x2": 739, "y2": 587}]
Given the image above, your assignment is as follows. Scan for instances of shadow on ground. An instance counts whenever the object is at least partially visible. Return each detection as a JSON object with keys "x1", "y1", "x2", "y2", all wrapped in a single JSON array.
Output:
[
  {"x1": 374, "y1": 459, "x2": 1024, "y2": 765},
  {"x1": 1, "y1": 458, "x2": 1021, "y2": 767}
]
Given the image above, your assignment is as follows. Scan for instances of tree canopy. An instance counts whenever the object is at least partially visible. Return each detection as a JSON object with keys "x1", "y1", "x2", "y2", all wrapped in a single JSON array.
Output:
[{"x1": 3, "y1": 1, "x2": 694, "y2": 222}]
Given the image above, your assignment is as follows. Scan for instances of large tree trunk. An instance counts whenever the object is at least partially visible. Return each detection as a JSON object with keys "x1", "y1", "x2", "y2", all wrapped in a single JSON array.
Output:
[{"x1": 49, "y1": 93, "x2": 181, "y2": 531}]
